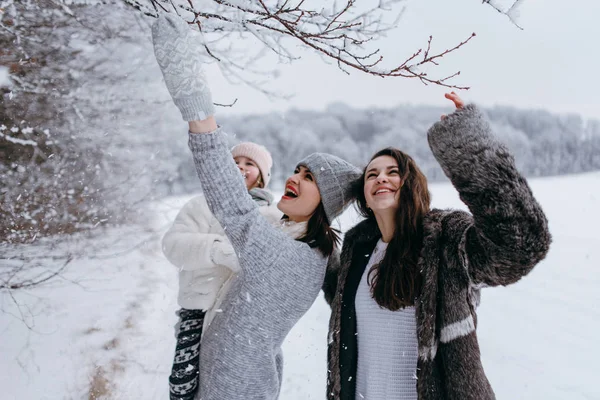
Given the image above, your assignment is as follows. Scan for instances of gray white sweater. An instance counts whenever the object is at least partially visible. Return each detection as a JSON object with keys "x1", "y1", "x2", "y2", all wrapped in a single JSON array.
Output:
[{"x1": 188, "y1": 129, "x2": 328, "y2": 400}]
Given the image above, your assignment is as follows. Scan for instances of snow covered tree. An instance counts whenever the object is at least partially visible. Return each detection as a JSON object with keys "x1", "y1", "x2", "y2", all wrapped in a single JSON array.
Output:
[
  {"x1": 0, "y1": 0, "x2": 525, "y2": 246},
  {"x1": 0, "y1": 1, "x2": 155, "y2": 245},
  {"x1": 214, "y1": 104, "x2": 600, "y2": 188},
  {"x1": 0, "y1": 0, "x2": 527, "y2": 293},
  {"x1": 1, "y1": 0, "x2": 106, "y2": 243}
]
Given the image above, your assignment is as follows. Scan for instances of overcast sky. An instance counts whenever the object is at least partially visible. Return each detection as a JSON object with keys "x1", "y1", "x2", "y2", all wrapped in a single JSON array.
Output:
[{"x1": 203, "y1": 0, "x2": 599, "y2": 120}]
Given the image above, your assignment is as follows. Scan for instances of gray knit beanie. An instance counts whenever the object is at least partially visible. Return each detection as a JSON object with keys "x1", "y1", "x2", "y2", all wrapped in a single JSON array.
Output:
[{"x1": 297, "y1": 153, "x2": 361, "y2": 223}]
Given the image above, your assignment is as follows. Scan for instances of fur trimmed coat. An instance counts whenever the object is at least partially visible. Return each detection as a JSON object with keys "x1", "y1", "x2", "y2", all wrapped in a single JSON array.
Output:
[{"x1": 322, "y1": 104, "x2": 552, "y2": 400}]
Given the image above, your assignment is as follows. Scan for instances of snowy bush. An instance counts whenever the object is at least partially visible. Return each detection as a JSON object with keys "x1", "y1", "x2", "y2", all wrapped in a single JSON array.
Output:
[
  {"x1": 0, "y1": 1, "x2": 156, "y2": 243},
  {"x1": 2, "y1": 0, "x2": 593, "y2": 246}
]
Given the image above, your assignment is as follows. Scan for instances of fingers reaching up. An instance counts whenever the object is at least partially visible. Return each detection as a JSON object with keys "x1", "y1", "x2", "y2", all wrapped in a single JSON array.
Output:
[{"x1": 441, "y1": 91, "x2": 465, "y2": 120}]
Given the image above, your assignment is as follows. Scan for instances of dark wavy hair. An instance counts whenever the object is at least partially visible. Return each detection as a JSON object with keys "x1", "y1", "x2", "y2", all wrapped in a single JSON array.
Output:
[
  {"x1": 353, "y1": 147, "x2": 431, "y2": 310},
  {"x1": 297, "y1": 202, "x2": 340, "y2": 257}
]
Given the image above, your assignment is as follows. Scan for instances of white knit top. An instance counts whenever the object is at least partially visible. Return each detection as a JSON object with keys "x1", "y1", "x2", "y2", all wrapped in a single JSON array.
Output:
[{"x1": 355, "y1": 239, "x2": 418, "y2": 400}]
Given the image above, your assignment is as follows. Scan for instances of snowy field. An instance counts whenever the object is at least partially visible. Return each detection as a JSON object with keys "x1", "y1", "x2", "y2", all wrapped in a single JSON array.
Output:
[{"x1": 1, "y1": 171, "x2": 599, "y2": 400}]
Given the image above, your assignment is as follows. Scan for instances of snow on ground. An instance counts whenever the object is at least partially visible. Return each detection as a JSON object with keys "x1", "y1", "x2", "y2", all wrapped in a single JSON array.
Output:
[{"x1": 1, "y1": 172, "x2": 599, "y2": 399}]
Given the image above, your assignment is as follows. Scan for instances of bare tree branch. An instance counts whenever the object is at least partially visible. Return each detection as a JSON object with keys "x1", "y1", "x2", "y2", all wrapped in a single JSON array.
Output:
[
  {"x1": 118, "y1": 0, "x2": 479, "y2": 89},
  {"x1": 482, "y1": 0, "x2": 525, "y2": 30},
  {"x1": 1, "y1": 256, "x2": 73, "y2": 290}
]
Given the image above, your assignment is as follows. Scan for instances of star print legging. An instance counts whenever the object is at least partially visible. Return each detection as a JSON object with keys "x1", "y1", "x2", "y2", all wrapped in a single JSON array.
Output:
[{"x1": 169, "y1": 308, "x2": 205, "y2": 400}]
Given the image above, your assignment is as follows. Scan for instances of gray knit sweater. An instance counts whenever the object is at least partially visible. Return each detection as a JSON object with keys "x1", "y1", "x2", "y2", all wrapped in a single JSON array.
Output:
[{"x1": 188, "y1": 129, "x2": 328, "y2": 400}]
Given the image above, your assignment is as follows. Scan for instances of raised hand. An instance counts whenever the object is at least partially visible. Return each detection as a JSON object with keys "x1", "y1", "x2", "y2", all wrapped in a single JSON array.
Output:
[
  {"x1": 440, "y1": 92, "x2": 465, "y2": 120},
  {"x1": 152, "y1": 14, "x2": 215, "y2": 121}
]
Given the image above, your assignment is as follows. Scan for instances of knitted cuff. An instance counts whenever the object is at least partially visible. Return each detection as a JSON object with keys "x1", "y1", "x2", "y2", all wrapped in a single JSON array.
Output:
[
  {"x1": 188, "y1": 126, "x2": 226, "y2": 153},
  {"x1": 175, "y1": 93, "x2": 216, "y2": 121}
]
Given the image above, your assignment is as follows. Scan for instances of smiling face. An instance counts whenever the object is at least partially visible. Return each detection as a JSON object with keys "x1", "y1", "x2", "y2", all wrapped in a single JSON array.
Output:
[
  {"x1": 277, "y1": 165, "x2": 321, "y2": 222},
  {"x1": 234, "y1": 156, "x2": 261, "y2": 190},
  {"x1": 364, "y1": 155, "x2": 402, "y2": 214}
]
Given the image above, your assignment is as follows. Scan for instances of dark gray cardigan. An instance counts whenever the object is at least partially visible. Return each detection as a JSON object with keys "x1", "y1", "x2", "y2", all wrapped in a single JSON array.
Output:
[{"x1": 323, "y1": 104, "x2": 552, "y2": 400}]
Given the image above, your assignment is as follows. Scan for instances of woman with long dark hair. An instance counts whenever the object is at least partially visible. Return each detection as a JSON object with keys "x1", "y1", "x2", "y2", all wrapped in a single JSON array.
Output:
[{"x1": 323, "y1": 92, "x2": 551, "y2": 400}]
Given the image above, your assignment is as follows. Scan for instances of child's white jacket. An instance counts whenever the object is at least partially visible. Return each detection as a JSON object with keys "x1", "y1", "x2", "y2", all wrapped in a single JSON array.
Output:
[{"x1": 162, "y1": 191, "x2": 282, "y2": 330}]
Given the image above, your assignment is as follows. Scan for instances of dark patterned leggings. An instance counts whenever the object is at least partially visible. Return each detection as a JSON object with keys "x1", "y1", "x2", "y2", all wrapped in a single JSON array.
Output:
[{"x1": 169, "y1": 308, "x2": 206, "y2": 400}]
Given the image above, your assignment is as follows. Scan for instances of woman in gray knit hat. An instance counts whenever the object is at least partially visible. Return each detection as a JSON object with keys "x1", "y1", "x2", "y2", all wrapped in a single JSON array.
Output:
[
  {"x1": 151, "y1": 14, "x2": 360, "y2": 400},
  {"x1": 322, "y1": 93, "x2": 552, "y2": 400}
]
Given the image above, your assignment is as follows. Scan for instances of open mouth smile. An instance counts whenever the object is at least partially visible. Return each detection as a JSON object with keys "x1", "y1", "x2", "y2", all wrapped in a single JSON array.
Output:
[
  {"x1": 282, "y1": 185, "x2": 299, "y2": 200},
  {"x1": 374, "y1": 187, "x2": 395, "y2": 196}
]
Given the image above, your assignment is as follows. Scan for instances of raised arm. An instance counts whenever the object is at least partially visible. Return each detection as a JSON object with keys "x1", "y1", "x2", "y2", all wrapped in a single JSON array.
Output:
[
  {"x1": 427, "y1": 95, "x2": 551, "y2": 287},
  {"x1": 151, "y1": 14, "x2": 300, "y2": 276},
  {"x1": 188, "y1": 128, "x2": 297, "y2": 276}
]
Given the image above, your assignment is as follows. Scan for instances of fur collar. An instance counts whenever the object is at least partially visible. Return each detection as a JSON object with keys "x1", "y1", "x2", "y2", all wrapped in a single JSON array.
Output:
[
  {"x1": 342, "y1": 209, "x2": 448, "y2": 249},
  {"x1": 343, "y1": 217, "x2": 381, "y2": 247},
  {"x1": 274, "y1": 219, "x2": 307, "y2": 240}
]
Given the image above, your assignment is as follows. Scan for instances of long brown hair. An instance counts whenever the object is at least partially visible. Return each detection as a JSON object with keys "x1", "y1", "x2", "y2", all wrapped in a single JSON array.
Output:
[
  {"x1": 296, "y1": 202, "x2": 340, "y2": 257},
  {"x1": 354, "y1": 147, "x2": 431, "y2": 310}
]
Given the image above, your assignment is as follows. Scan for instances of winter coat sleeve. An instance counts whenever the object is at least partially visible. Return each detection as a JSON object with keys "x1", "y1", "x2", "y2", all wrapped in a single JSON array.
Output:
[
  {"x1": 322, "y1": 248, "x2": 341, "y2": 306},
  {"x1": 427, "y1": 104, "x2": 551, "y2": 287},
  {"x1": 161, "y1": 195, "x2": 240, "y2": 273},
  {"x1": 188, "y1": 129, "x2": 314, "y2": 276}
]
